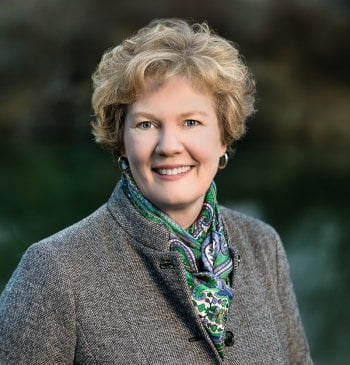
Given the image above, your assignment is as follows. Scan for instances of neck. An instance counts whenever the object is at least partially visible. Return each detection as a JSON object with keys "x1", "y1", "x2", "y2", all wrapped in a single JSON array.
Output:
[
  {"x1": 121, "y1": 171, "x2": 211, "y2": 230},
  {"x1": 162, "y1": 200, "x2": 204, "y2": 229}
]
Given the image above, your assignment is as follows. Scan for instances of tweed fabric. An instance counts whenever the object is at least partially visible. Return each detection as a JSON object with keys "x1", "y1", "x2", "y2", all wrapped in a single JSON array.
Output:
[
  {"x1": 0, "y1": 182, "x2": 313, "y2": 365},
  {"x1": 121, "y1": 172, "x2": 234, "y2": 357}
]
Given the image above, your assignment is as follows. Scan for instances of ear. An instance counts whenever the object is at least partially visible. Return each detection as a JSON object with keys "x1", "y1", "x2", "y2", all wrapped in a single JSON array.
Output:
[
  {"x1": 120, "y1": 145, "x2": 127, "y2": 158},
  {"x1": 220, "y1": 144, "x2": 227, "y2": 157}
]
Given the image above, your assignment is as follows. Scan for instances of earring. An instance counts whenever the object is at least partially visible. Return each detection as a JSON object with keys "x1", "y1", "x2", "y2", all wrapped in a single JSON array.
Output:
[
  {"x1": 117, "y1": 156, "x2": 129, "y2": 171},
  {"x1": 218, "y1": 153, "x2": 229, "y2": 170}
]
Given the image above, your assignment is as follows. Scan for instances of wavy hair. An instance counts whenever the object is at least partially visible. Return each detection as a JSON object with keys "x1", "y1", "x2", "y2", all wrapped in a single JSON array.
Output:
[{"x1": 91, "y1": 18, "x2": 256, "y2": 157}]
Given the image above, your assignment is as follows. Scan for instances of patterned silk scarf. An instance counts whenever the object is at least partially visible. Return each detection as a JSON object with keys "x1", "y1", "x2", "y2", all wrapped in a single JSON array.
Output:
[{"x1": 121, "y1": 170, "x2": 234, "y2": 358}]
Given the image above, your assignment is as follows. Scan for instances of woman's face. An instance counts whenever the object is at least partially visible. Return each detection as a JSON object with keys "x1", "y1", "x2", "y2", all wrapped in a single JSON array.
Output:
[{"x1": 123, "y1": 75, "x2": 226, "y2": 227}]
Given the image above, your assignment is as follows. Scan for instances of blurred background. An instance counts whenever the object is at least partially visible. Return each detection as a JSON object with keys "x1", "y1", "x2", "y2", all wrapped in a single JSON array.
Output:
[{"x1": 0, "y1": 0, "x2": 349, "y2": 363}]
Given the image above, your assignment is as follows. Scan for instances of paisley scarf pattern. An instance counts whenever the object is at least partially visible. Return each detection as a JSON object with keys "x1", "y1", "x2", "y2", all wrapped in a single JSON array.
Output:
[{"x1": 121, "y1": 169, "x2": 234, "y2": 358}]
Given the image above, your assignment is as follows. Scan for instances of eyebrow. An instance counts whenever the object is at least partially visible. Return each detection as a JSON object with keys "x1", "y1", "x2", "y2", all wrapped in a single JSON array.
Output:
[{"x1": 128, "y1": 110, "x2": 209, "y2": 120}]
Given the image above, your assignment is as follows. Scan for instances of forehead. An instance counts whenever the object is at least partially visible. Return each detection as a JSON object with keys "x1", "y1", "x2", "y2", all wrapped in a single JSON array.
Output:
[
  {"x1": 139, "y1": 72, "x2": 212, "y2": 97},
  {"x1": 128, "y1": 75, "x2": 216, "y2": 117}
]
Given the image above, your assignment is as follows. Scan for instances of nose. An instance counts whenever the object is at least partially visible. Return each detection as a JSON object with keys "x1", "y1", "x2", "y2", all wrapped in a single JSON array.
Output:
[{"x1": 155, "y1": 126, "x2": 184, "y2": 156}]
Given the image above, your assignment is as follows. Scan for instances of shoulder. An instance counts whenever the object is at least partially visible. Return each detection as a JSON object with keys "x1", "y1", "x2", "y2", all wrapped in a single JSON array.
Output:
[
  {"x1": 16, "y1": 203, "x2": 117, "y2": 276},
  {"x1": 1, "y1": 202, "x2": 124, "y2": 311},
  {"x1": 220, "y1": 206, "x2": 284, "y2": 269},
  {"x1": 220, "y1": 206, "x2": 281, "y2": 243}
]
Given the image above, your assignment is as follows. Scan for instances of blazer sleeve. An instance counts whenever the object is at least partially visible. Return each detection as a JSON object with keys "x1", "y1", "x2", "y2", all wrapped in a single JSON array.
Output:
[
  {"x1": 274, "y1": 233, "x2": 314, "y2": 365},
  {"x1": 0, "y1": 242, "x2": 76, "y2": 364}
]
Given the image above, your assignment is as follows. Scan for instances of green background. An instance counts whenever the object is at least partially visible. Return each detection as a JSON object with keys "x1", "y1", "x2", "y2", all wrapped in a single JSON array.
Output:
[{"x1": 1, "y1": 1, "x2": 349, "y2": 363}]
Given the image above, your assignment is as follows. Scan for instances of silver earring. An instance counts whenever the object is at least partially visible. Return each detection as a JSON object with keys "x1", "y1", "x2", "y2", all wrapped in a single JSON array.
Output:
[
  {"x1": 218, "y1": 153, "x2": 229, "y2": 170},
  {"x1": 117, "y1": 156, "x2": 129, "y2": 171}
]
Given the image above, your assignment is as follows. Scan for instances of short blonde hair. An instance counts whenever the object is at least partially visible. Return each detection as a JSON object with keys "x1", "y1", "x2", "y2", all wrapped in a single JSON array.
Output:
[{"x1": 91, "y1": 18, "x2": 256, "y2": 157}]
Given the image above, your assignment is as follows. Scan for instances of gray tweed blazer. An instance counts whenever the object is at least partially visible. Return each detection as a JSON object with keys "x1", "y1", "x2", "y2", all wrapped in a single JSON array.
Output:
[{"x1": 0, "y1": 182, "x2": 312, "y2": 364}]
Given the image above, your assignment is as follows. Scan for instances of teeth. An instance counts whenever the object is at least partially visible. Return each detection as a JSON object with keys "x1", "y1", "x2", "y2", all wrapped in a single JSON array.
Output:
[{"x1": 157, "y1": 166, "x2": 191, "y2": 176}]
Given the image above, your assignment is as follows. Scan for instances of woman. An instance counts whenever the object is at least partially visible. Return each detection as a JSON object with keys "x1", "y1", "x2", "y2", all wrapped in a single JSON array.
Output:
[{"x1": 0, "y1": 19, "x2": 312, "y2": 364}]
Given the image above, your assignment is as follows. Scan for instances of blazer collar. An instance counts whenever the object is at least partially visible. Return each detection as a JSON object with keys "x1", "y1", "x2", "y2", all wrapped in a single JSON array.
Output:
[{"x1": 107, "y1": 181, "x2": 173, "y2": 252}]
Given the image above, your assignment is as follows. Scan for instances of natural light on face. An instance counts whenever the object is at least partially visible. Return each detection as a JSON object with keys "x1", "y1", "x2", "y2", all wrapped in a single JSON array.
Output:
[{"x1": 123, "y1": 75, "x2": 226, "y2": 228}]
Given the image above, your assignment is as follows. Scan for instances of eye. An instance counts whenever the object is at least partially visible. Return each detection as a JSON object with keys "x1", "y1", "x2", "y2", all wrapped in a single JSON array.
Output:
[
  {"x1": 184, "y1": 119, "x2": 199, "y2": 127},
  {"x1": 137, "y1": 121, "x2": 154, "y2": 129}
]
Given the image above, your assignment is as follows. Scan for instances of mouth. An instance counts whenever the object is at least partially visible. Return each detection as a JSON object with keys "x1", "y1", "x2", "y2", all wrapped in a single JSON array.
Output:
[{"x1": 153, "y1": 166, "x2": 192, "y2": 176}]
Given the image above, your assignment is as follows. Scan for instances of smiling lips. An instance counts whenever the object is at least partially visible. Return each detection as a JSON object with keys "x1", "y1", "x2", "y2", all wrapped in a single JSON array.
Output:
[{"x1": 154, "y1": 166, "x2": 192, "y2": 176}]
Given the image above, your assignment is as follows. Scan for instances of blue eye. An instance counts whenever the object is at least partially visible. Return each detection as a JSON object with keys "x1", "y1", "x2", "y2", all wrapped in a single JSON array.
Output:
[
  {"x1": 138, "y1": 121, "x2": 153, "y2": 129},
  {"x1": 184, "y1": 119, "x2": 198, "y2": 127}
]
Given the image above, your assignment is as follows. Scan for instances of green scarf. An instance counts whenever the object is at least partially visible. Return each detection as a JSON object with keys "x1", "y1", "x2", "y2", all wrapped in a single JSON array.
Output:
[{"x1": 121, "y1": 169, "x2": 234, "y2": 358}]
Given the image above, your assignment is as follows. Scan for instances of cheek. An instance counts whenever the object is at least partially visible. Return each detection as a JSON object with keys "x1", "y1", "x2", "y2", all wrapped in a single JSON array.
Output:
[
  {"x1": 190, "y1": 135, "x2": 224, "y2": 161},
  {"x1": 124, "y1": 133, "x2": 142, "y2": 160},
  {"x1": 124, "y1": 138, "x2": 154, "y2": 169},
  {"x1": 190, "y1": 147, "x2": 218, "y2": 170},
  {"x1": 122, "y1": 132, "x2": 132, "y2": 158},
  {"x1": 126, "y1": 147, "x2": 143, "y2": 165}
]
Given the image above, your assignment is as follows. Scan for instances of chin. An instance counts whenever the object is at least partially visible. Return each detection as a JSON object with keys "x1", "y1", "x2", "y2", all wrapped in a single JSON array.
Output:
[{"x1": 156, "y1": 196, "x2": 202, "y2": 211}]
